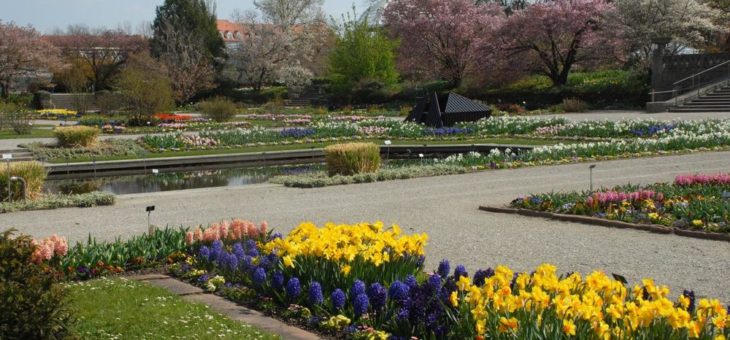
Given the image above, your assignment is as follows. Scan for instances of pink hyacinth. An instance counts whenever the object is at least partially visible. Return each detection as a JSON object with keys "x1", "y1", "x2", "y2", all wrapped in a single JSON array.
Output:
[
  {"x1": 675, "y1": 173, "x2": 730, "y2": 186},
  {"x1": 185, "y1": 231, "x2": 194, "y2": 245},
  {"x1": 193, "y1": 228, "x2": 203, "y2": 241}
]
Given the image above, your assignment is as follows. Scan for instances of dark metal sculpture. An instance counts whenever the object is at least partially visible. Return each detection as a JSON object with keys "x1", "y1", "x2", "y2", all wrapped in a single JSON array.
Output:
[{"x1": 405, "y1": 92, "x2": 491, "y2": 127}]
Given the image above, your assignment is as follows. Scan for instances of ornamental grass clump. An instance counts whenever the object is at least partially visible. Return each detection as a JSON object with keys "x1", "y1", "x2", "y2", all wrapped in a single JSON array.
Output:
[
  {"x1": 324, "y1": 142, "x2": 381, "y2": 176},
  {"x1": 198, "y1": 97, "x2": 238, "y2": 122},
  {"x1": 53, "y1": 126, "x2": 100, "y2": 147},
  {"x1": 0, "y1": 161, "x2": 46, "y2": 201}
]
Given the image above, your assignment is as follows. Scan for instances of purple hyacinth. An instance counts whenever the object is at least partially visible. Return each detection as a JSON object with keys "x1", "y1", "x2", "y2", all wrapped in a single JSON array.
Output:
[
  {"x1": 389, "y1": 281, "x2": 410, "y2": 301},
  {"x1": 397, "y1": 307, "x2": 410, "y2": 320},
  {"x1": 245, "y1": 239, "x2": 259, "y2": 257},
  {"x1": 232, "y1": 242, "x2": 245, "y2": 260},
  {"x1": 473, "y1": 269, "x2": 489, "y2": 286},
  {"x1": 270, "y1": 232, "x2": 283, "y2": 240},
  {"x1": 354, "y1": 293, "x2": 369, "y2": 317},
  {"x1": 271, "y1": 271, "x2": 285, "y2": 290},
  {"x1": 252, "y1": 267, "x2": 267, "y2": 286},
  {"x1": 198, "y1": 246, "x2": 210, "y2": 261},
  {"x1": 351, "y1": 280, "x2": 366, "y2": 300},
  {"x1": 437, "y1": 259, "x2": 450, "y2": 278},
  {"x1": 428, "y1": 274, "x2": 442, "y2": 289},
  {"x1": 405, "y1": 275, "x2": 418, "y2": 289},
  {"x1": 221, "y1": 252, "x2": 239, "y2": 271},
  {"x1": 308, "y1": 281, "x2": 324, "y2": 305},
  {"x1": 331, "y1": 289, "x2": 346, "y2": 310},
  {"x1": 198, "y1": 274, "x2": 209, "y2": 283},
  {"x1": 210, "y1": 240, "x2": 223, "y2": 261},
  {"x1": 240, "y1": 255, "x2": 253, "y2": 271},
  {"x1": 368, "y1": 283, "x2": 387, "y2": 310},
  {"x1": 286, "y1": 277, "x2": 301, "y2": 299},
  {"x1": 454, "y1": 265, "x2": 468, "y2": 279}
]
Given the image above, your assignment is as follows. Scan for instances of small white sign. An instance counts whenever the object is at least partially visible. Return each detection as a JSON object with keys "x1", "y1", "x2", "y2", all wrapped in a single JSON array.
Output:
[
  {"x1": 152, "y1": 169, "x2": 159, "y2": 174},
  {"x1": 384, "y1": 140, "x2": 392, "y2": 145},
  {"x1": 418, "y1": 153, "x2": 424, "y2": 158},
  {"x1": 2, "y1": 154, "x2": 12, "y2": 160}
]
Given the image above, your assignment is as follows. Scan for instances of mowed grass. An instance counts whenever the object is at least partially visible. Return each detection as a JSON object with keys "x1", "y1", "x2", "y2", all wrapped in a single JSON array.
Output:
[
  {"x1": 0, "y1": 127, "x2": 56, "y2": 139},
  {"x1": 66, "y1": 277, "x2": 280, "y2": 340}
]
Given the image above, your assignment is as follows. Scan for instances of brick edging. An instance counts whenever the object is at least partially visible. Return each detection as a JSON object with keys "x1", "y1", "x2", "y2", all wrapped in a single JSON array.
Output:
[{"x1": 478, "y1": 206, "x2": 730, "y2": 242}]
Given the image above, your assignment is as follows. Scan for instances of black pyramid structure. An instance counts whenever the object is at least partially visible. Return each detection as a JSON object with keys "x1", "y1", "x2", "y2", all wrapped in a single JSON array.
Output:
[{"x1": 405, "y1": 92, "x2": 491, "y2": 127}]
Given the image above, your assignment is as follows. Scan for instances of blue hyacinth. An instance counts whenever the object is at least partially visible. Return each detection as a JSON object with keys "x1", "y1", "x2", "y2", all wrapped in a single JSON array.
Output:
[
  {"x1": 210, "y1": 240, "x2": 224, "y2": 261},
  {"x1": 271, "y1": 271, "x2": 285, "y2": 290},
  {"x1": 388, "y1": 281, "x2": 410, "y2": 301},
  {"x1": 437, "y1": 259, "x2": 450, "y2": 278},
  {"x1": 308, "y1": 281, "x2": 324, "y2": 305},
  {"x1": 245, "y1": 239, "x2": 259, "y2": 257},
  {"x1": 682, "y1": 290, "x2": 696, "y2": 312},
  {"x1": 428, "y1": 274, "x2": 441, "y2": 289},
  {"x1": 454, "y1": 265, "x2": 468, "y2": 279},
  {"x1": 252, "y1": 267, "x2": 267, "y2": 286},
  {"x1": 368, "y1": 283, "x2": 387, "y2": 310},
  {"x1": 351, "y1": 280, "x2": 366, "y2": 300},
  {"x1": 473, "y1": 269, "x2": 490, "y2": 286},
  {"x1": 198, "y1": 246, "x2": 210, "y2": 261},
  {"x1": 331, "y1": 289, "x2": 346, "y2": 310},
  {"x1": 222, "y1": 252, "x2": 238, "y2": 271},
  {"x1": 232, "y1": 242, "x2": 245, "y2": 260},
  {"x1": 405, "y1": 275, "x2": 418, "y2": 289},
  {"x1": 354, "y1": 293, "x2": 369, "y2": 317},
  {"x1": 286, "y1": 277, "x2": 301, "y2": 299}
]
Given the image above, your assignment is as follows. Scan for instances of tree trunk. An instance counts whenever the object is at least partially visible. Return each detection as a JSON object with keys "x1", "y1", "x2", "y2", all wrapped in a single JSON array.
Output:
[{"x1": 0, "y1": 81, "x2": 8, "y2": 99}]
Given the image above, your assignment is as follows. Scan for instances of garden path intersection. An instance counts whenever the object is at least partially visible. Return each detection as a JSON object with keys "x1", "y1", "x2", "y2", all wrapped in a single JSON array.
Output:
[{"x1": 4, "y1": 150, "x2": 730, "y2": 302}]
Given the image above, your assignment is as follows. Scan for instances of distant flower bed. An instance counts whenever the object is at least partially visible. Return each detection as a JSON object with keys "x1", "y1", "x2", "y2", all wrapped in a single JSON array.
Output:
[
  {"x1": 153, "y1": 113, "x2": 193, "y2": 122},
  {"x1": 510, "y1": 173, "x2": 730, "y2": 234}
]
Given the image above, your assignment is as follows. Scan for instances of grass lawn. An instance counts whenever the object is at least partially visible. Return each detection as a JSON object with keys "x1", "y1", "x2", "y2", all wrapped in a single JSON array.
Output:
[
  {"x1": 0, "y1": 127, "x2": 56, "y2": 139},
  {"x1": 67, "y1": 277, "x2": 280, "y2": 339},
  {"x1": 46, "y1": 137, "x2": 560, "y2": 163}
]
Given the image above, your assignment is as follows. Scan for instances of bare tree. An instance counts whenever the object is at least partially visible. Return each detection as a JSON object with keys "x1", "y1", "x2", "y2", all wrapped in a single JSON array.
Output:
[
  {"x1": 253, "y1": 0, "x2": 325, "y2": 27},
  {"x1": 155, "y1": 18, "x2": 216, "y2": 104}
]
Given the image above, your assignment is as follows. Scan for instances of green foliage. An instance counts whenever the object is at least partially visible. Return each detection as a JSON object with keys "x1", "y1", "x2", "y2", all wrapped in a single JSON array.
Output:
[
  {"x1": 0, "y1": 161, "x2": 47, "y2": 201},
  {"x1": 0, "y1": 229, "x2": 73, "y2": 339},
  {"x1": 487, "y1": 69, "x2": 649, "y2": 109},
  {"x1": 26, "y1": 140, "x2": 147, "y2": 163},
  {"x1": 60, "y1": 227, "x2": 188, "y2": 273},
  {"x1": 328, "y1": 10, "x2": 399, "y2": 99},
  {"x1": 67, "y1": 278, "x2": 278, "y2": 339},
  {"x1": 324, "y1": 142, "x2": 381, "y2": 176},
  {"x1": 0, "y1": 102, "x2": 33, "y2": 135},
  {"x1": 115, "y1": 53, "x2": 174, "y2": 126},
  {"x1": 53, "y1": 126, "x2": 100, "y2": 147},
  {"x1": 0, "y1": 192, "x2": 115, "y2": 214},
  {"x1": 198, "y1": 97, "x2": 238, "y2": 122},
  {"x1": 271, "y1": 164, "x2": 467, "y2": 188},
  {"x1": 77, "y1": 115, "x2": 109, "y2": 127}
]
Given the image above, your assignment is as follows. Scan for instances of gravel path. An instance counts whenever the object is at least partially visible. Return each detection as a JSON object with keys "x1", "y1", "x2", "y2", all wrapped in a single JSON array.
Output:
[
  {"x1": 541, "y1": 110, "x2": 730, "y2": 121},
  {"x1": 4, "y1": 150, "x2": 729, "y2": 301}
]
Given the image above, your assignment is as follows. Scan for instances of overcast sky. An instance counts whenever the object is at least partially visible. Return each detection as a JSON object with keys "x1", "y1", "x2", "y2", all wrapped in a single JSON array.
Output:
[{"x1": 3, "y1": 0, "x2": 370, "y2": 34}]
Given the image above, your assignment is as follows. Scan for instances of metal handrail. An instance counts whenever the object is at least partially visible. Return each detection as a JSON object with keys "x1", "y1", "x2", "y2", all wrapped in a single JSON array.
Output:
[{"x1": 673, "y1": 60, "x2": 730, "y2": 87}]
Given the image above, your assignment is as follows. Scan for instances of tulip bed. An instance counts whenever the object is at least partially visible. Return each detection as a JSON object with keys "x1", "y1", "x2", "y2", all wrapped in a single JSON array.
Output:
[
  {"x1": 22, "y1": 219, "x2": 730, "y2": 339},
  {"x1": 510, "y1": 174, "x2": 730, "y2": 234}
]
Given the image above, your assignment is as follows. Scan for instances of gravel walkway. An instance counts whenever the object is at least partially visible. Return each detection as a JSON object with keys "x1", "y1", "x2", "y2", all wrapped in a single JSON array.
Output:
[{"x1": 4, "y1": 151, "x2": 729, "y2": 301}]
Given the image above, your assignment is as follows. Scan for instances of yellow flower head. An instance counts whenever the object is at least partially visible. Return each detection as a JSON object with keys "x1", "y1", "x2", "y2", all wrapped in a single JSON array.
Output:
[
  {"x1": 563, "y1": 319, "x2": 577, "y2": 336},
  {"x1": 498, "y1": 317, "x2": 519, "y2": 333},
  {"x1": 449, "y1": 291, "x2": 459, "y2": 307}
]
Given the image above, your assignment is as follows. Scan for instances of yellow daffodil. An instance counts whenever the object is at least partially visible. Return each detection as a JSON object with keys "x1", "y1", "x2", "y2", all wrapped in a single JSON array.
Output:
[
  {"x1": 449, "y1": 291, "x2": 459, "y2": 307},
  {"x1": 498, "y1": 317, "x2": 519, "y2": 333},
  {"x1": 563, "y1": 319, "x2": 577, "y2": 336}
]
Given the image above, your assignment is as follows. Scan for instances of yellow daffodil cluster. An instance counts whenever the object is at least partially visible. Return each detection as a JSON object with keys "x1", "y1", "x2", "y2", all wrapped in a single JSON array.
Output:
[
  {"x1": 263, "y1": 221, "x2": 428, "y2": 268},
  {"x1": 36, "y1": 109, "x2": 77, "y2": 116},
  {"x1": 451, "y1": 264, "x2": 728, "y2": 339}
]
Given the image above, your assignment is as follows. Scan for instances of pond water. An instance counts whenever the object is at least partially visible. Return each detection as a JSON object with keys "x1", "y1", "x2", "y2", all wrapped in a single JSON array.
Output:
[{"x1": 44, "y1": 164, "x2": 323, "y2": 195}]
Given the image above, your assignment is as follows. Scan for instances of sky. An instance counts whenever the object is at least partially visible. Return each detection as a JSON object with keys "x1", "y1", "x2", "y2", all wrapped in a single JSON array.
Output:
[{"x1": 2, "y1": 0, "x2": 371, "y2": 34}]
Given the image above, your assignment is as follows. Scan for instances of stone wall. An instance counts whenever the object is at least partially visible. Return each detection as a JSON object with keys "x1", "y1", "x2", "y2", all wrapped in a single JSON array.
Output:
[{"x1": 652, "y1": 52, "x2": 730, "y2": 101}]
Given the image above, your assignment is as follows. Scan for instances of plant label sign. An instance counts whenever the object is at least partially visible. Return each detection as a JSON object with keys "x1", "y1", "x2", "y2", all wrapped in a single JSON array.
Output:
[{"x1": 2, "y1": 154, "x2": 11, "y2": 160}]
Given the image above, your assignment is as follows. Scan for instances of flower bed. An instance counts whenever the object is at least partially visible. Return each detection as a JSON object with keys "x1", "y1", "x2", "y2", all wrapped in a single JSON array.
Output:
[
  {"x1": 20, "y1": 219, "x2": 730, "y2": 339},
  {"x1": 510, "y1": 174, "x2": 730, "y2": 234}
]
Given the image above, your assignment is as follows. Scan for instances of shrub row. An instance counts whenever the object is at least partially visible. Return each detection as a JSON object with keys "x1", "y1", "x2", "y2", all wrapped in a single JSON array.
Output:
[
  {"x1": 270, "y1": 164, "x2": 467, "y2": 188},
  {"x1": 0, "y1": 191, "x2": 115, "y2": 214}
]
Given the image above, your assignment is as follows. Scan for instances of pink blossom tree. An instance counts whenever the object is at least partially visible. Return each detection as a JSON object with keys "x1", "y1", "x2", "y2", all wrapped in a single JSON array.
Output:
[
  {"x1": 500, "y1": 0, "x2": 624, "y2": 86},
  {"x1": 383, "y1": 0, "x2": 505, "y2": 88},
  {"x1": 0, "y1": 21, "x2": 61, "y2": 98}
]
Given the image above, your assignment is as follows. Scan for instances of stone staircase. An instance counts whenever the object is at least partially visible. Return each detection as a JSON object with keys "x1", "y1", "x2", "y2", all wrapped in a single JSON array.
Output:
[
  {"x1": 0, "y1": 148, "x2": 35, "y2": 162},
  {"x1": 671, "y1": 85, "x2": 730, "y2": 112}
]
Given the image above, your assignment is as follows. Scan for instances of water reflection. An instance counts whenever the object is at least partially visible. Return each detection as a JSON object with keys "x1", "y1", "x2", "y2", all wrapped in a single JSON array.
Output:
[{"x1": 44, "y1": 164, "x2": 322, "y2": 195}]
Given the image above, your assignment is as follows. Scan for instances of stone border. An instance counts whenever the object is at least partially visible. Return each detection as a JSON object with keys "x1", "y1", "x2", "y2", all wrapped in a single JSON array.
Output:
[
  {"x1": 479, "y1": 206, "x2": 730, "y2": 242},
  {"x1": 127, "y1": 274, "x2": 321, "y2": 340}
]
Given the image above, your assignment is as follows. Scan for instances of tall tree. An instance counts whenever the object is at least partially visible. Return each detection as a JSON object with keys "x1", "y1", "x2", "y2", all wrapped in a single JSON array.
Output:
[
  {"x1": 114, "y1": 52, "x2": 174, "y2": 125},
  {"x1": 383, "y1": 0, "x2": 505, "y2": 88},
  {"x1": 0, "y1": 21, "x2": 61, "y2": 98},
  {"x1": 328, "y1": 11, "x2": 399, "y2": 95},
  {"x1": 500, "y1": 0, "x2": 622, "y2": 86},
  {"x1": 614, "y1": 0, "x2": 723, "y2": 64},
  {"x1": 151, "y1": 0, "x2": 223, "y2": 103},
  {"x1": 151, "y1": 0, "x2": 225, "y2": 61},
  {"x1": 46, "y1": 28, "x2": 147, "y2": 91},
  {"x1": 253, "y1": 0, "x2": 324, "y2": 27}
]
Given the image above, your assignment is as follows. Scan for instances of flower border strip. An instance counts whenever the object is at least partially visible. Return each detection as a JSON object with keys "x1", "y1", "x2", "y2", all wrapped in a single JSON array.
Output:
[{"x1": 478, "y1": 206, "x2": 730, "y2": 242}]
